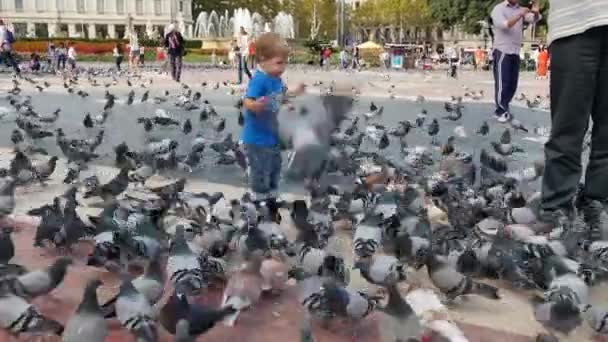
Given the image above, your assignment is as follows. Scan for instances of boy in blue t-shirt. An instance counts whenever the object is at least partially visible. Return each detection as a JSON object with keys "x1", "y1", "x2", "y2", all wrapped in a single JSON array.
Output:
[{"x1": 242, "y1": 33, "x2": 304, "y2": 220}]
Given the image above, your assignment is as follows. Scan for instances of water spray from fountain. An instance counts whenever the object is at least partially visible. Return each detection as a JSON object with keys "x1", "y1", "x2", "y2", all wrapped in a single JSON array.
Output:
[{"x1": 194, "y1": 8, "x2": 295, "y2": 39}]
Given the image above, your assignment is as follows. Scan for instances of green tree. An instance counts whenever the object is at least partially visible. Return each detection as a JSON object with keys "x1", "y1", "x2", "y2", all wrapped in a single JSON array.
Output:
[
  {"x1": 292, "y1": 0, "x2": 337, "y2": 40},
  {"x1": 428, "y1": 0, "x2": 468, "y2": 29},
  {"x1": 352, "y1": 0, "x2": 432, "y2": 41}
]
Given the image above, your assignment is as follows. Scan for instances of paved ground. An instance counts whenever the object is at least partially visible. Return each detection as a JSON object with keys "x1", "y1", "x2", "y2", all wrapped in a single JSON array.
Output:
[{"x1": 0, "y1": 66, "x2": 600, "y2": 342}]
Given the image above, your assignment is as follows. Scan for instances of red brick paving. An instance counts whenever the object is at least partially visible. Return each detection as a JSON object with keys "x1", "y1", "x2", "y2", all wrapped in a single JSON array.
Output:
[{"x1": 0, "y1": 224, "x2": 545, "y2": 342}]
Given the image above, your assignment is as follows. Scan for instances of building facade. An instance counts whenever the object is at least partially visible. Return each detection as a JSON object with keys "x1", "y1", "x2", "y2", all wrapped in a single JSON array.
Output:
[{"x1": 0, "y1": 0, "x2": 193, "y2": 39}]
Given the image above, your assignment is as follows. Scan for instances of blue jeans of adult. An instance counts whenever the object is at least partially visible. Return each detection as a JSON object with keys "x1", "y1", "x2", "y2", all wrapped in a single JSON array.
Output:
[
  {"x1": 1, "y1": 49, "x2": 20, "y2": 74},
  {"x1": 492, "y1": 49, "x2": 520, "y2": 116},
  {"x1": 245, "y1": 144, "x2": 282, "y2": 201},
  {"x1": 238, "y1": 54, "x2": 251, "y2": 84},
  {"x1": 541, "y1": 26, "x2": 608, "y2": 214},
  {"x1": 169, "y1": 53, "x2": 182, "y2": 82}
]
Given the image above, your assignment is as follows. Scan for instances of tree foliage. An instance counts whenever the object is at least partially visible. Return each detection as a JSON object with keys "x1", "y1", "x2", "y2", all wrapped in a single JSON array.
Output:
[
  {"x1": 351, "y1": 0, "x2": 433, "y2": 28},
  {"x1": 291, "y1": 0, "x2": 337, "y2": 40},
  {"x1": 428, "y1": 0, "x2": 550, "y2": 34}
]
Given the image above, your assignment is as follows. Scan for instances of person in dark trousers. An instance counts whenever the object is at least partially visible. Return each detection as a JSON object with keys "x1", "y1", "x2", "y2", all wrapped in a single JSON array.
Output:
[
  {"x1": 0, "y1": 19, "x2": 20, "y2": 75},
  {"x1": 540, "y1": 1, "x2": 608, "y2": 231},
  {"x1": 113, "y1": 43, "x2": 123, "y2": 71},
  {"x1": 490, "y1": 0, "x2": 541, "y2": 123},
  {"x1": 56, "y1": 42, "x2": 67, "y2": 70},
  {"x1": 164, "y1": 23, "x2": 185, "y2": 82}
]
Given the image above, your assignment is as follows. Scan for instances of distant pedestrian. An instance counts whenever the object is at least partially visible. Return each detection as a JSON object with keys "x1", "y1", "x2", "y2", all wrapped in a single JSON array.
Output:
[
  {"x1": 67, "y1": 42, "x2": 77, "y2": 70},
  {"x1": 139, "y1": 45, "x2": 145, "y2": 66},
  {"x1": 45, "y1": 42, "x2": 56, "y2": 72},
  {"x1": 535, "y1": 45, "x2": 549, "y2": 79},
  {"x1": 29, "y1": 53, "x2": 41, "y2": 72},
  {"x1": 56, "y1": 42, "x2": 67, "y2": 70},
  {"x1": 164, "y1": 23, "x2": 185, "y2": 82},
  {"x1": 0, "y1": 19, "x2": 20, "y2": 75},
  {"x1": 490, "y1": 0, "x2": 541, "y2": 122},
  {"x1": 248, "y1": 38, "x2": 256, "y2": 69},
  {"x1": 113, "y1": 43, "x2": 123, "y2": 71},
  {"x1": 156, "y1": 46, "x2": 167, "y2": 74},
  {"x1": 474, "y1": 46, "x2": 485, "y2": 71},
  {"x1": 352, "y1": 46, "x2": 360, "y2": 69},
  {"x1": 322, "y1": 47, "x2": 332, "y2": 67},
  {"x1": 339, "y1": 49, "x2": 348, "y2": 69},
  {"x1": 237, "y1": 26, "x2": 252, "y2": 84},
  {"x1": 129, "y1": 32, "x2": 140, "y2": 73}
]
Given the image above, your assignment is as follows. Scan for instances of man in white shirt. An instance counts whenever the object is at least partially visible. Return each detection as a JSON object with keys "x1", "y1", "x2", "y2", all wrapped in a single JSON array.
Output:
[
  {"x1": 491, "y1": 0, "x2": 541, "y2": 122},
  {"x1": 540, "y1": 0, "x2": 608, "y2": 230}
]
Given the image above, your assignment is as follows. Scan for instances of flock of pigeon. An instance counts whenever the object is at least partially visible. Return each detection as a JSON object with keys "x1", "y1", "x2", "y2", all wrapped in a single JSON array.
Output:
[{"x1": 0, "y1": 68, "x2": 601, "y2": 342}]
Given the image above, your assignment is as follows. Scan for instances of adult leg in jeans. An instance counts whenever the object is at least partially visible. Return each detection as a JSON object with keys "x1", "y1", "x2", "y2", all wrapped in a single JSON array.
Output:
[
  {"x1": 541, "y1": 28, "x2": 603, "y2": 215},
  {"x1": 237, "y1": 53, "x2": 243, "y2": 84},
  {"x1": 175, "y1": 55, "x2": 182, "y2": 82},
  {"x1": 583, "y1": 27, "x2": 608, "y2": 202},
  {"x1": 5, "y1": 51, "x2": 20, "y2": 74},
  {"x1": 169, "y1": 54, "x2": 177, "y2": 80},
  {"x1": 242, "y1": 55, "x2": 252, "y2": 79}
]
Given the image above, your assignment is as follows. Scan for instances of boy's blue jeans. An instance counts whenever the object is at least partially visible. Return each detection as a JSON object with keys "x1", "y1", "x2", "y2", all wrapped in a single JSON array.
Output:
[{"x1": 245, "y1": 144, "x2": 281, "y2": 200}]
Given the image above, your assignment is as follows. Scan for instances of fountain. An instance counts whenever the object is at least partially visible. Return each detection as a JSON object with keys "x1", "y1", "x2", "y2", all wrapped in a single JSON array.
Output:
[
  {"x1": 274, "y1": 12, "x2": 295, "y2": 39},
  {"x1": 194, "y1": 8, "x2": 295, "y2": 40}
]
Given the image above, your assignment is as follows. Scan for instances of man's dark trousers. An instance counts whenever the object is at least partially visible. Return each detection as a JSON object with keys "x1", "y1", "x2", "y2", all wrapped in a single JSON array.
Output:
[
  {"x1": 493, "y1": 49, "x2": 520, "y2": 115},
  {"x1": 541, "y1": 26, "x2": 608, "y2": 213}
]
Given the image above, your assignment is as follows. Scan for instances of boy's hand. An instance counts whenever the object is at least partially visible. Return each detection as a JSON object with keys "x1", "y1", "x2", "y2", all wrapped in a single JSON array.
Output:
[
  {"x1": 294, "y1": 83, "x2": 306, "y2": 96},
  {"x1": 245, "y1": 97, "x2": 266, "y2": 113}
]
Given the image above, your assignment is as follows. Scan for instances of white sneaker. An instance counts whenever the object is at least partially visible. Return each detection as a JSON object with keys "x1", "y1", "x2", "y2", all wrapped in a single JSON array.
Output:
[{"x1": 495, "y1": 112, "x2": 512, "y2": 123}]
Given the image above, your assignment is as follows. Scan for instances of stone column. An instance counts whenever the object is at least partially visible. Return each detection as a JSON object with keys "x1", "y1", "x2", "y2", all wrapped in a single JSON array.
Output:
[
  {"x1": 48, "y1": 22, "x2": 57, "y2": 38},
  {"x1": 27, "y1": 22, "x2": 35, "y2": 38},
  {"x1": 68, "y1": 24, "x2": 77, "y2": 38},
  {"x1": 108, "y1": 24, "x2": 116, "y2": 39},
  {"x1": 88, "y1": 24, "x2": 97, "y2": 39}
]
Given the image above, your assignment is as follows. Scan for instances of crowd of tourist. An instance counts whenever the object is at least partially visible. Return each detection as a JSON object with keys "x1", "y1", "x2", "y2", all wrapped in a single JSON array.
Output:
[{"x1": 1, "y1": 17, "x2": 551, "y2": 84}]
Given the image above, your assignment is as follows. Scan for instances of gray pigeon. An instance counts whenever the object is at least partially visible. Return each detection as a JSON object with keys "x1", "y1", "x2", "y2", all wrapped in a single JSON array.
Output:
[
  {"x1": 0, "y1": 257, "x2": 73, "y2": 300},
  {"x1": 320, "y1": 280, "x2": 379, "y2": 320},
  {"x1": 0, "y1": 176, "x2": 16, "y2": 217},
  {"x1": 353, "y1": 254, "x2": 407, "y2": 286},
  {"x1": 115, "y1": 274, "x2": 158, "y2": 342},
  {"x1": 424, "y1": 252, "x2": 500, "y2": 301},
  {"x1": 102, "y1": 252, "x2": 165, "y2": 318},
  {"x1": 167, "y1": 226, "x2": 206, "y2": 295},
  {"x1": 63, "y1": 278, "x2": 107, "y2": 342},
  {"x1": 379, "y1": 284, "x2": 424, "y2": 341},
  {"x1": 0, "y1": 292, "x2": 64, "y2": 336},
  {"x1": 174, "y1": 319, "x2": 193, "y2": 342},
  {"x1": 581, "y1": 304, "x2": 608, "y2": 334}
]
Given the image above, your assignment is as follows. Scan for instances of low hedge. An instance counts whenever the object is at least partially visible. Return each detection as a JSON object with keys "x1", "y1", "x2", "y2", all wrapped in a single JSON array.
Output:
[{"x1": 13, "y1": 37, "x2": 202, "y2": 54}]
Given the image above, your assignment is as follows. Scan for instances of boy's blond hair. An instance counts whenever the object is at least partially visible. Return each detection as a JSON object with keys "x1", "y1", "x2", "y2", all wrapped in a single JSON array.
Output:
[{"x1": 255, "y1": 33, "x2": 289, "y2": 62}]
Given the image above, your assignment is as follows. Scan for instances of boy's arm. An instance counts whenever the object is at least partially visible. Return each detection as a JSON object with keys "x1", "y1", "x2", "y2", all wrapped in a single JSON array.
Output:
[
  {"x1": 244, "y1": 98, "x2": 265, "y2": 113},
  {"x1": 285, "y1": 83, "x2": 306, "y2": 97},
  {"x1": 244, "y1": 76, "x2": 266, "y2": 114}
]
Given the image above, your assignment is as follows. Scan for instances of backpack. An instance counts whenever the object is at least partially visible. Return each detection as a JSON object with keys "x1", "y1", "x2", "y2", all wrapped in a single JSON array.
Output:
[{"x1": 5, "y1": 30, "x2": 16, "y2": 44}]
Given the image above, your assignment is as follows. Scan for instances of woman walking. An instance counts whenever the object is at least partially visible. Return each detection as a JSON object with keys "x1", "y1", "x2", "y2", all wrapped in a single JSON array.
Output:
[{"x1": 164, "y1": 24, "x2": 185, "y2": 82}]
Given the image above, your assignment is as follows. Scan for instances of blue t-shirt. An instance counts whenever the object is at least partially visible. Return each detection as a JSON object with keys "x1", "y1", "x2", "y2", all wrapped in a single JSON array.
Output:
[{"x1": 241, "y1": 70, "x2": 284, "y2": 147}]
